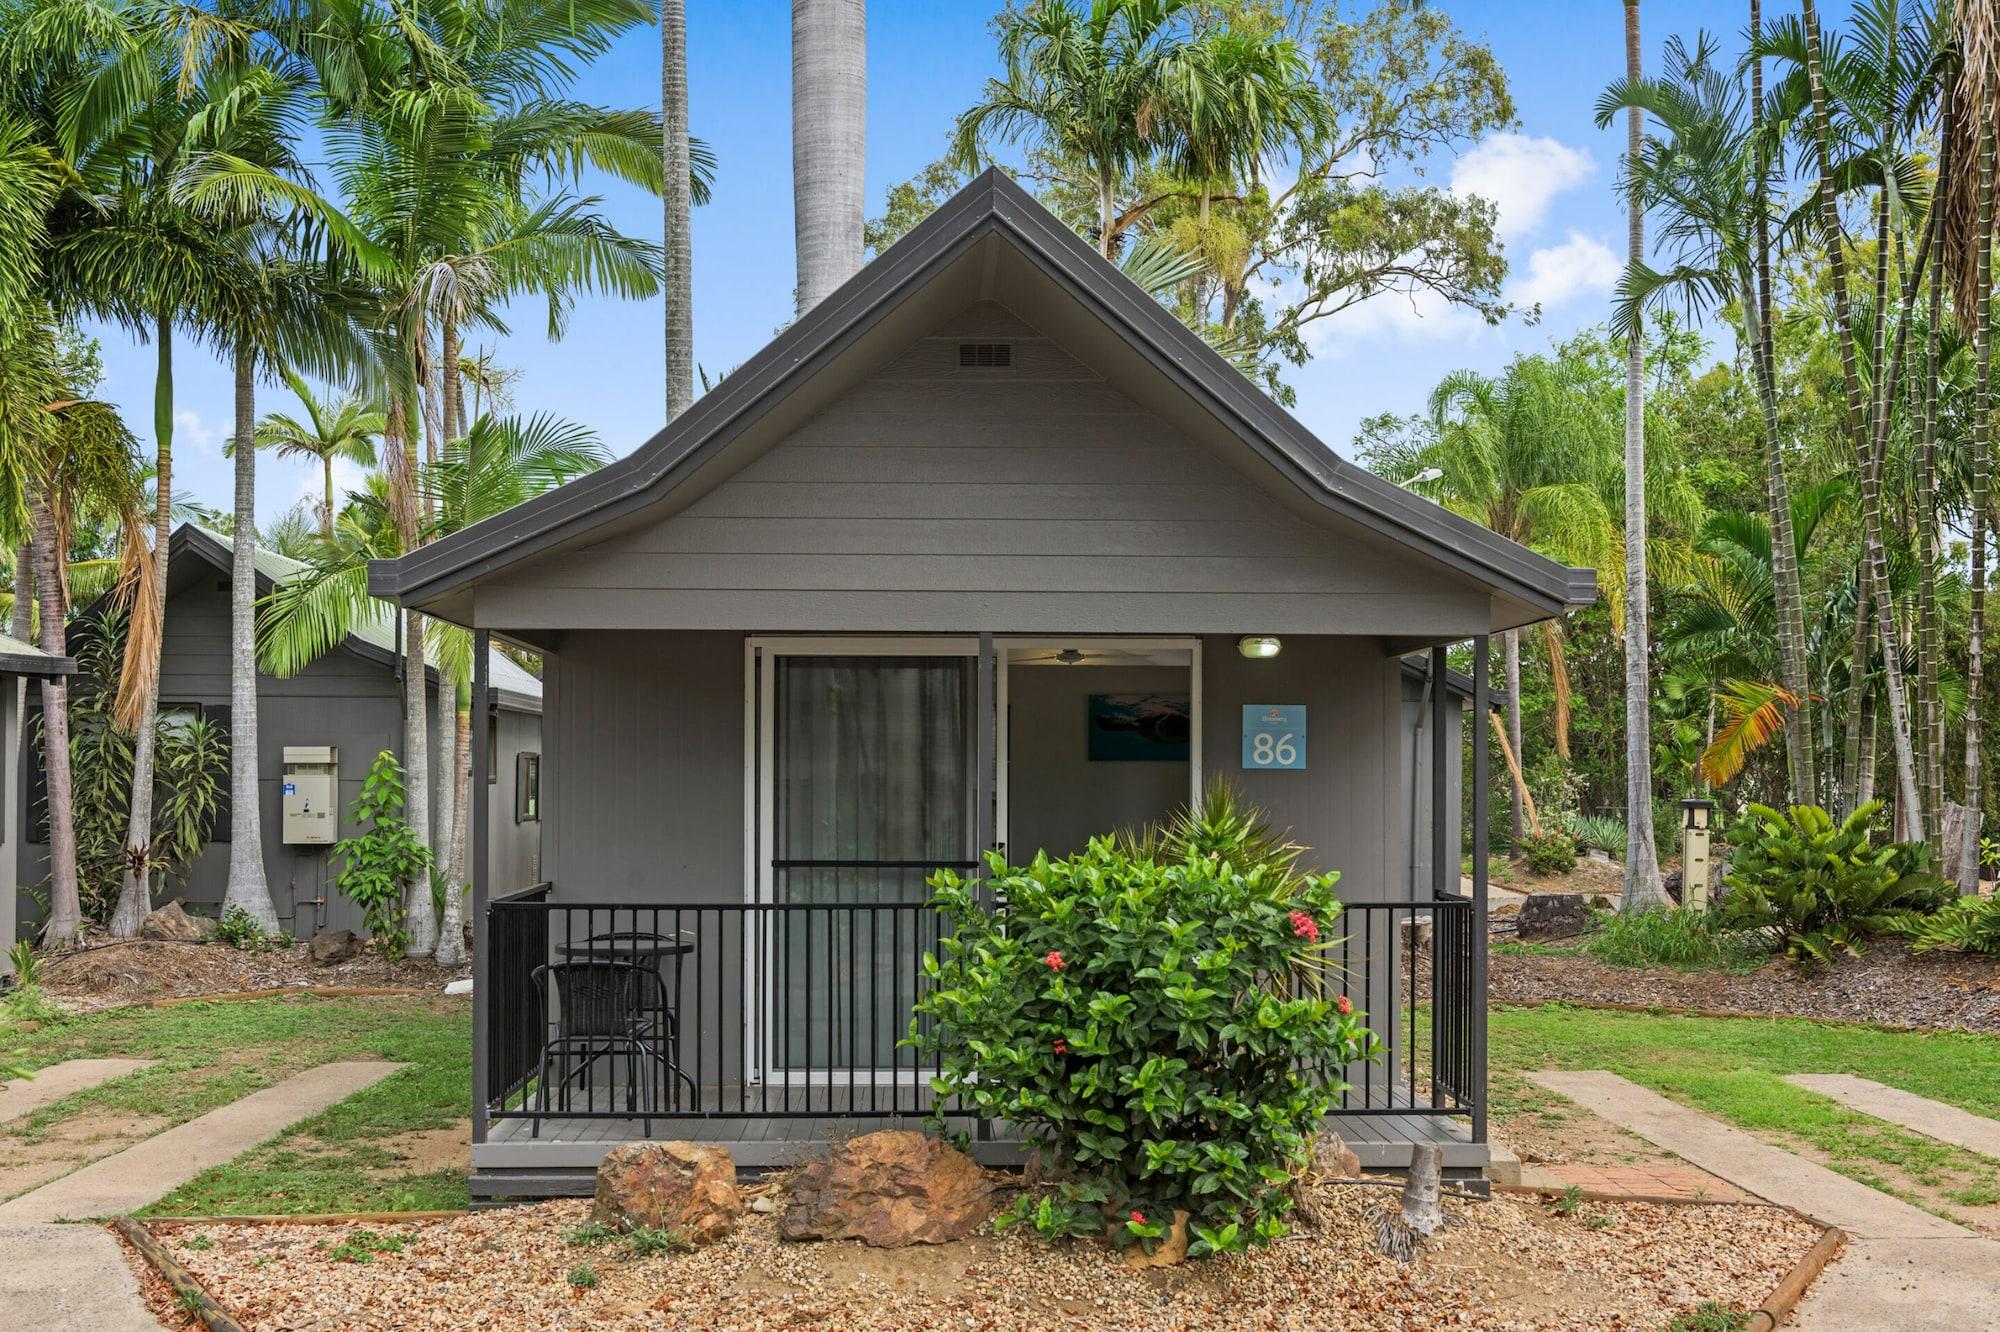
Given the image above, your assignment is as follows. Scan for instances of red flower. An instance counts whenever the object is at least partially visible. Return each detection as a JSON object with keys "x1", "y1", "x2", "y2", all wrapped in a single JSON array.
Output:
[
  {"x1": 1129, "y1": 1211, "x2": 1146, "y2": 1225},
  {"x1": 1289, "y1": 910, "x2": 1320, "y2": 943},
  {"x1": 1337, "y1": 993, "x2": 1353, "y2": 1016},
  {"x1": 1053, "y1": 1038, "x2": 1068, "y2": 1055},
  {"x1": 1045, "y1": 950, "x2": 1065, "y2": 971}
]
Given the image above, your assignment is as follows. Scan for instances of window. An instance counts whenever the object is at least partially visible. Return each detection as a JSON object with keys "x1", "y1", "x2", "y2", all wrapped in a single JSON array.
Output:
[{"x1": 515, "y1": 753, "x2": 540, "y2": 823}]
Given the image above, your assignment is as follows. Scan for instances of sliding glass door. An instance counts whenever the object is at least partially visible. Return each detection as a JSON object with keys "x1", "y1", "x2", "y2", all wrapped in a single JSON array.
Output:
[{"x1": 757, "y1": 646, "x2": 976, "y2": 1078}]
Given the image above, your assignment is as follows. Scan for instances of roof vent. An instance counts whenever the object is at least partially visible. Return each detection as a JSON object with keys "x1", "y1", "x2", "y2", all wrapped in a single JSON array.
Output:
[{"x1": 957, "y1": 341, "x2": 1013, "y2": 369}]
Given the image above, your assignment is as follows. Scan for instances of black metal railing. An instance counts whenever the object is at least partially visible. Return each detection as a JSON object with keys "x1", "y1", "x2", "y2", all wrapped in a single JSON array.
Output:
[{"x1": 483, "y1": 887, "x2": 1481, "y2": 1129}]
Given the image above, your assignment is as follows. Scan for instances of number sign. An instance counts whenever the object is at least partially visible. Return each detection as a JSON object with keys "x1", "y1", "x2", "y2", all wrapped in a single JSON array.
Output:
[{"x1": 1241, "y1": 704, "x2": 1306, "y2": 770}]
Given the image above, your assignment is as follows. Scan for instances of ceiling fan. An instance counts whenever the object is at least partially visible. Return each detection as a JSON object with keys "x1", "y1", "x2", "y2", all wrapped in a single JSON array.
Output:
[{"x1": 1014, "y1": 647, "x2": 1115, "y2": 666}]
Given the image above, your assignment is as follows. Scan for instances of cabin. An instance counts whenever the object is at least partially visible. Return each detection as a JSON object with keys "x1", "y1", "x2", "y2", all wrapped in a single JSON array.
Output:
[
  {"x1": 0, "y1": 635, "x2": 77, "y2": 972},
  {"x1": 13, "y1": 524, "x2": 545, "y2": 941},
  {"x1": 368, "y1": 171, "x2": 1592, "y2": 1199}
]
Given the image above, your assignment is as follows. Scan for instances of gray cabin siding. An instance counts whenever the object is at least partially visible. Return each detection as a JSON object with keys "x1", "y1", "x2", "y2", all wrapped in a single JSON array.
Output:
[
  {"x1": 472, "y1": 303, "x2": 1491, "y2": 638},
  {"x1": 14, "y1": 575, "x2": 542, "y2": 939}
]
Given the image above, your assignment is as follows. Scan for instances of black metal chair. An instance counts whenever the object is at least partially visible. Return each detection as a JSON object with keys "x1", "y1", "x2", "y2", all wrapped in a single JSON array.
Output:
[{"x1": 528, "y1": 959, "x2": 676, "y2": 1137}]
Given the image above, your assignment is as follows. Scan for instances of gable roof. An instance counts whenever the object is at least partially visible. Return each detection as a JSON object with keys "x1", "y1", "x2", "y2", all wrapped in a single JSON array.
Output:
[
  {"x1": 0, "y1": 632, "x2": 75, "y2": 678},
  {"x1": 174, "y1": 526, "x2": 541, "y2": 712},
  {"x1": 369, "y1": 170, "x2": 1595, "y2": 631}
]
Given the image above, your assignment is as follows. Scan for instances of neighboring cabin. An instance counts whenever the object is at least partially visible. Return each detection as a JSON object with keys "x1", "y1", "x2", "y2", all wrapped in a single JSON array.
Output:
[
  {"x1": 12, "y1": 524, "x2": 544, "y2": 942},
  {"x1": 0, "y1": 635, "x2": 78, "y2": 970}
]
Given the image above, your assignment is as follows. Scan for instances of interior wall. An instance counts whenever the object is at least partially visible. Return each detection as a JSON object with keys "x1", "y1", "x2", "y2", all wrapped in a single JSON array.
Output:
[{"x1": 1006, "y1": 664, "x2": 1188, "y2": 860}]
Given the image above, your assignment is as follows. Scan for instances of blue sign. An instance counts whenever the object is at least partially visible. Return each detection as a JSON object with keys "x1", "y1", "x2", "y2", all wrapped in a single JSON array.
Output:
[{"x1": 1242, "y1": 704, "x2": 1307, "y2": 770}]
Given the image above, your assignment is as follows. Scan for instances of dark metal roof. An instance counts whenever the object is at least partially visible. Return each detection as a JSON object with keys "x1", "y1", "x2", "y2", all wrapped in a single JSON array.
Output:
[
  {"x1": 1399, "y1": 655, "x2": 1506, "y2": 710},
  {"x1": 369, "y1": 169, "x2": 1596, "y2": 621},
  {"x1": 159, "y1": 525, "x2": 541, "y2": 714},
  {"x1": 0, "y1": 633, "x2": 74, "y2": 677}
]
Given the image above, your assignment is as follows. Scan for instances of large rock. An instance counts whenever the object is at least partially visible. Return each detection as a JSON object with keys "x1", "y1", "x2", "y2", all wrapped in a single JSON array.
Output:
[
  {"x1": 1516, "y1": 893, "x2": 1590, "y2": 941},
  {"x1": 779, "y1": 1130, "x2": 994, "y2": 1246},
  {"x1": 307, "y1": 930, "x2": 364, "y2": 965},
  {"x1": 592, "y1": 1141, "x2": 740, "y2": 1245},
  {"x1": 139, "y1": 899, "x2": 209, "y2": 942}
]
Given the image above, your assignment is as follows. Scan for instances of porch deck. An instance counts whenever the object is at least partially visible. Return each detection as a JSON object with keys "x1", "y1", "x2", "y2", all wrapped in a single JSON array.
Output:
[{"x1": 471, "y1": 1080, "x2": 1485, "y2": 1199}]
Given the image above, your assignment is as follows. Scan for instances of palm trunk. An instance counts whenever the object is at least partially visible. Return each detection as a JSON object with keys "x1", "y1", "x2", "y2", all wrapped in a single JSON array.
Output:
[
  {"x1": 663, "y1": 0, "x2": 695, "y2": 418},
  {"x1": 451, "y1": 688, "x2": 472, "y2": 889},
  {"x1": 1098, "y1": 166, "x2": 1116, "y2": 259},
  {"x1": 30, "y1": 490, "x2": 80, "y2": 945},
  {"x1": 222, "y1": 340, "x2": 278, "y2": 931},
  {"x1": 431, "y1": 674, "x2": 463, "y2": 965},
  {"x1": 1746, "y1": 0, "x2": 1814, "y2": 804},
  {"x1": 1841, "y1": 583, "x2": 1868, "y2": 814},
  {"x1": 320, "y1": 453, "x2": 335, "y2": 535},
  {"x1": 12, "y1": 541, "x2": 31, "y2": 830},
  {"x1": 791, "y1": 0, "x2": 867, "y2": 312},
  {"x1": 441, "y1": 318, "x2": 461, "y2": 446},
  {"x1": 433, "y1": 671, "x2": 453, "y2": 869},
  {"x1": 1504, "y1": 628, "x2": 1523, "y2": 852},
  {"x1": 1620, "y1": 0, "x2": 1666, "y2": 910},
  {"x1": 1962, "y1": 123, "x2": 1992, "y2": 893},
  {"x1": 110, "y1": 310, "x2": 176, "y2": 938},
  {"x1": 1919, "y1": 253, "x2": 1943, "y2": 848},
  {"x1": 403, "y1": 609, "x2": 435, "y2": 953},
  {"x1": 1801, "y1": 0, "x2": 1923, "y2": 835}
]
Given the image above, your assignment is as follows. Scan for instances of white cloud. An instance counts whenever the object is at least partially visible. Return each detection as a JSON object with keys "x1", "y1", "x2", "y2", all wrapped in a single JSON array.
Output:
[
  {"x1": 1450, "y1": 133, "x2": 1597, "y2": 240},
  {"x1": 1510, "y1": 231, "x2": 1622, "y2": 309},
  {"x1": 173, "y1": 408, "x2": 225, "y2": 459}
]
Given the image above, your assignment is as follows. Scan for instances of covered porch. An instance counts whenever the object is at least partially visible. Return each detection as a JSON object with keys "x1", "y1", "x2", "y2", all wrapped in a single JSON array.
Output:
[{"x1": 462, "y1": 630, "x2": 1493, "y2": 1200}]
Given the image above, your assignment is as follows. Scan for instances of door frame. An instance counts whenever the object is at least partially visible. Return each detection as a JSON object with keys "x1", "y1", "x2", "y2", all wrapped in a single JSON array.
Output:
[
  {"x1": 742, "y1": 636, "x2": 981, "y2": 1086},
  {"x1": 994, "y1": 636, "x2": 1203, "y2": 859}
]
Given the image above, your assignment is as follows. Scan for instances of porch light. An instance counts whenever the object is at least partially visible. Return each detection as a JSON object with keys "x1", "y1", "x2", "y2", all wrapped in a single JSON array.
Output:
[
  {"x1": 1237, "y1": 636, "x2": 1282, "y2": 660},
  {"x1": 1681, "y1": 798, "x2": 1715, "y2": 831}
]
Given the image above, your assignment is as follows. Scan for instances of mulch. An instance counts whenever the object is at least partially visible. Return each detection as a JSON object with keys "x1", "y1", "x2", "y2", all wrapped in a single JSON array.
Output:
[
  {"x1": 1486, "y1": 940, "x2": 2000, "y2": 1034},
  {"x1": 31, "y1": 938, "x2": 469, "y2": 1012}
]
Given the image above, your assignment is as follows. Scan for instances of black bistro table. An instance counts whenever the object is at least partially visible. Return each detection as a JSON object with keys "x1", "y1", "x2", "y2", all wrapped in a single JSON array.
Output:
[{"x1": 555, "y1": 929, "x2": 699, "y2": 1109}]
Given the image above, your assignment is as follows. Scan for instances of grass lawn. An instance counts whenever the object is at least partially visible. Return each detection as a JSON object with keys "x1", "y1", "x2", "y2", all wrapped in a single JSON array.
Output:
[
  {"x1": 1491, "y1": 1007, "x2": 2000, "y2": 1219},
  {"x1": 1, "y1": 994, "x2": 470, "y2": 1214}
]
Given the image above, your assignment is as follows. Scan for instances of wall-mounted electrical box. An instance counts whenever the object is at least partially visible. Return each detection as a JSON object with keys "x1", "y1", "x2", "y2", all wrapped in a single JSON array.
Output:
[{"x1": 282, "y1": 746, "x2": 339, "y2": 845}]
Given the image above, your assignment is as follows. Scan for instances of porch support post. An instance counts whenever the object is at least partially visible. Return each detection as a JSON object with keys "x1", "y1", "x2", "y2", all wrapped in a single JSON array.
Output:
[
  {"x1": 1470, "y1": 635, "x2": 1490, "y2": 1147},
  {"x1": 975, "y1": 631, "x2": 995, "y2": 868},
  {"x1": 1429, "y1": 647, "x2": 1448, "y2": 903},
  {"x1": 470, "y1": 628, "x2": 491, "y2": 1146}
]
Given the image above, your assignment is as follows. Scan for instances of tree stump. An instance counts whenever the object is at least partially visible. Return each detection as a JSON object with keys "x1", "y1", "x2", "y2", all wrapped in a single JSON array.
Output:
[{"x1": 1373, "y1": 1142, "x2": 1445, "y2": 1264}]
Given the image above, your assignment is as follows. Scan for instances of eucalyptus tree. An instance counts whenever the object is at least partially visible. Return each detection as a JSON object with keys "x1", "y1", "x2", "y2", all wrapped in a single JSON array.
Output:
[
  {"x1": 1599, "y1": 32, "x2": 1817, "y2": 805},
  {"x1": 251, "y1": 369, "x2": 383, "y2": 533},
  {"x1": 1618, "y1": 0, "x2": 1667, "y2": 909},
  {"x1": 793, "y1": 0, "x2": 865, "y2": 310}
]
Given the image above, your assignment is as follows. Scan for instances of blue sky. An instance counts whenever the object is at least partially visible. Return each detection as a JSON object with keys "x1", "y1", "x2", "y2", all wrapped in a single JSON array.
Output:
[{"x1": 85, "y1": 0, "x2": 1759, "y2": 527}]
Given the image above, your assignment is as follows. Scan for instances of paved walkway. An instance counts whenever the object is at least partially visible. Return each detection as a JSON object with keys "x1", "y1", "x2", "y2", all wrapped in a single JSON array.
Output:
[
  {"x1": 1530, "y1": 1070, "x2": 2000, "y2": 1330},
  {"x1": 0, "y1": 1222, "x2": 162, "y2": 1331},
  {"x1": 1541, "y1": 1161, "x2": 1750, "y2": 1202},
  {"x1": 0, "y1": 1060, "x2": 402, "y2": 1222},
  {"x1": 1785, "y1": 1074, "x2": 2000, "y2": 1160},
  {"x1": 0, "y1": 1059, "x2": 156, "y2": 1125}
]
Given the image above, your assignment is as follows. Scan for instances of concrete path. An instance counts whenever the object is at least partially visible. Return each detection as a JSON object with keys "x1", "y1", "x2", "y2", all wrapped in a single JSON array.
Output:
[
  {"x1": 0, "y1": 1222, "x2": 162, "y2": 1331},
  {"x1": 1527, "y1": 1071, "x2": 1967, "y2": 1238},
  {"x1": 0, "y1": 1060, "x2": 402, "y2": 1222},
  {"x1": 1532, "y1": 1071, "x2": 2000, "y2": 1331},
  {"x1": 0, "y1": 1059, "x2": 156, "y2": 1126},
  {"x1": 1785, "y1": 1074, "x2": 2000, "y2": 1160}
]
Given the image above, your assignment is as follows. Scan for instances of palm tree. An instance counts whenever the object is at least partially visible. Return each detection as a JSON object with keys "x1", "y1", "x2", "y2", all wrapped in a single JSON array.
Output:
[
  {"x1": 952, "y1": 0, "x2": 1199, "y2": 259},
  {"x1": 663, "y1": 0, "x2": 692, "y2": 414},
  {"x1": 251, "y1": 369, "x2": 383, "y2": 533},
  {"x1": 1368, "y1": 355, "x2": 1627, "y2": 844},
  {"x1": 793, "y1": 0, "x2": 867, "y2": 311},
  {"x1": 1159, "y1": 22, "x2": 1325, "y2": 228},
  {"x1": 1599, "y1": 31, "x2": 1816, "y2": 805},
  {"x1": 1619, "y1": 0, "x2": 1667, "y2": 910}
]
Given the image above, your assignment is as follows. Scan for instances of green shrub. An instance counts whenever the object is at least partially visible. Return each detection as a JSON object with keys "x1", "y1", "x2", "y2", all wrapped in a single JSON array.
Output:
[
  {"x1": 330, "y1": 751, "x2": 433, "y2": 961},
  {"x1": 913, "y1": 837, "x2": 1374, "y2": 1258},
  {"x1": 1717, "y1": 802, "x2": 1952, "y2": 964},
  {"x1": 1585, "y1": 906, "x2": 1761, "y2": 972},
  {"x1": 1518, "y1": 828, "x2": 1579, "y2": 875},
  {"x1": 1900, "y1": 894, "x2": 2000, "y2": 955},
  {"x1": 213, "y1": 905, "x2": 272, "y2": 952}
]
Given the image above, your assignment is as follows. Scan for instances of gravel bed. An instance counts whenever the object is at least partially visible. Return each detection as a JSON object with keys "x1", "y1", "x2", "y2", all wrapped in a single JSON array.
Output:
[
  {"x1": 1486, "y1": 940, "x2": 2000, "y2": 1033},
  {"x1": 150, "y1": 1184, "x2": 1821, "y2": 1331}
]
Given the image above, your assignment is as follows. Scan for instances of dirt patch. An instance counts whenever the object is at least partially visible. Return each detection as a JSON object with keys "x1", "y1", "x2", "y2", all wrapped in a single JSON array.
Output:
[
  {"x1": 0, "y1": 1108, "x2": 167, "y2": 1203},
  {"x1": 1487, "y1": 940, "x2": 2000, "y2": 1033},
  {"x1": 149, "y1": 1186, "x2": 1821, "y2": 1331},
  {"x1": 364, "y1": 1122, "x2": 471, "y2": 1179},
  {"x1": 1482, "y1": 854, "x2": 1627, "y2": 900},
  {"x1": 35, "y1": 938, "x2": 468, "y2": 1011}
]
